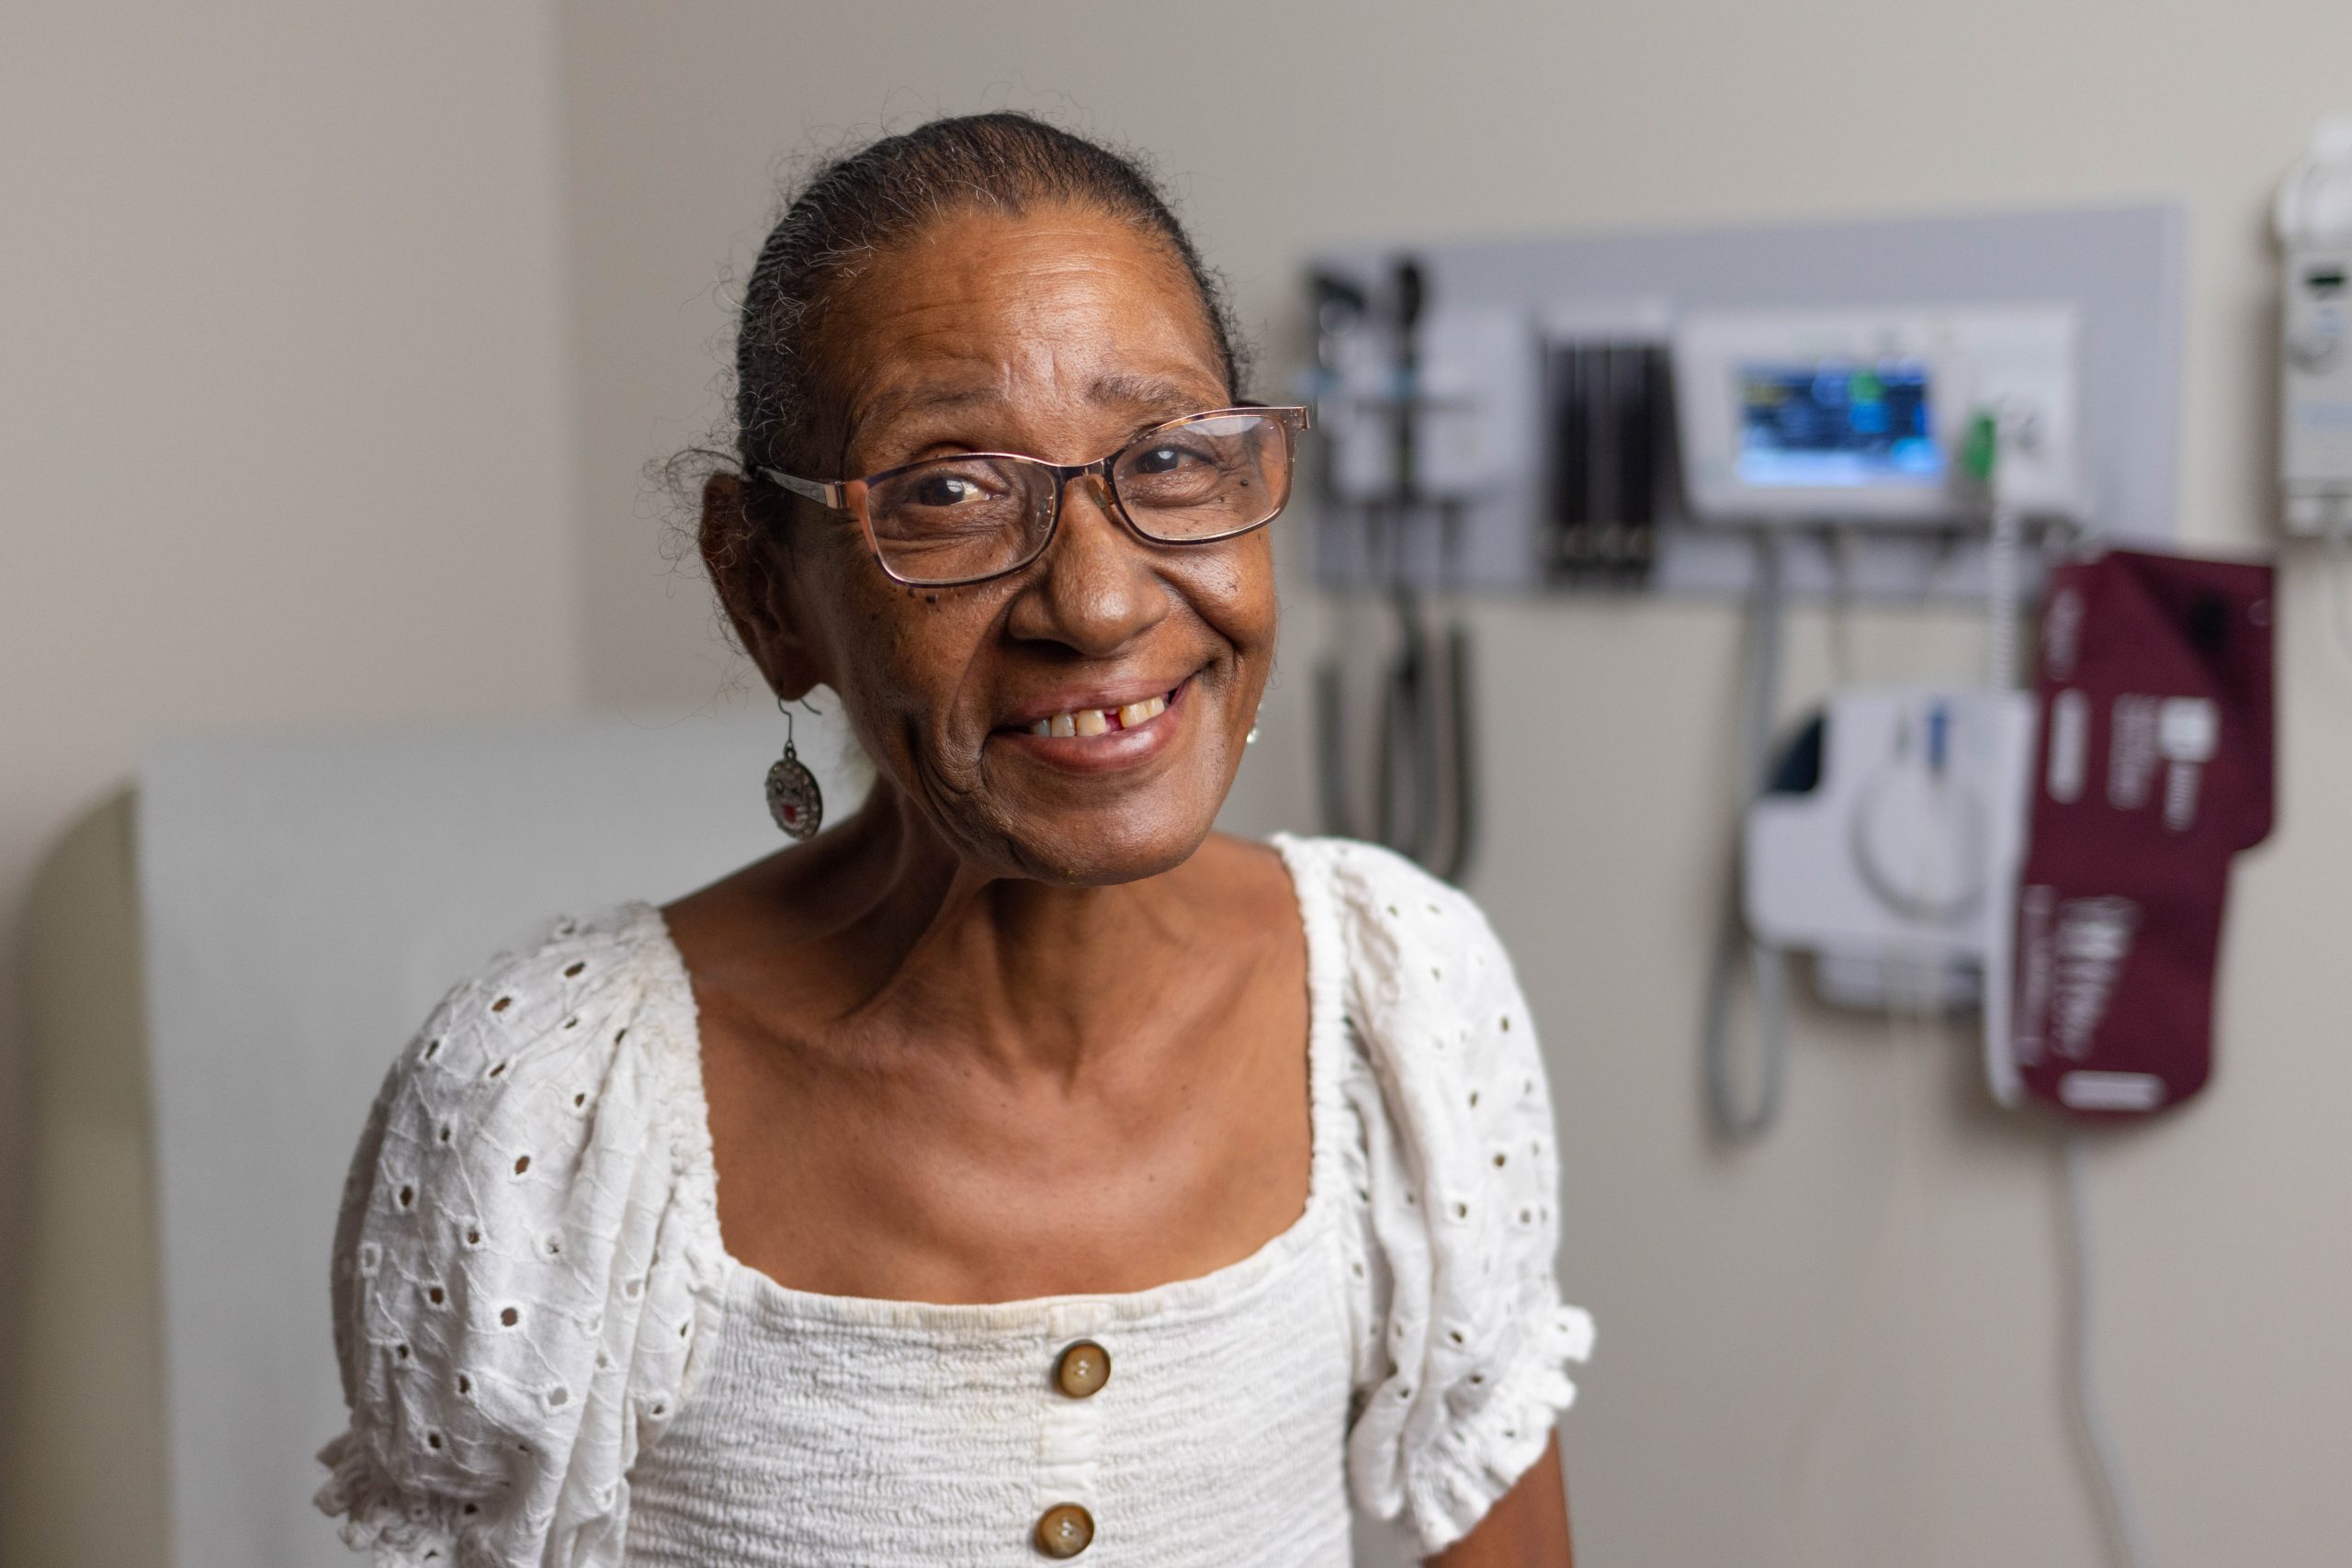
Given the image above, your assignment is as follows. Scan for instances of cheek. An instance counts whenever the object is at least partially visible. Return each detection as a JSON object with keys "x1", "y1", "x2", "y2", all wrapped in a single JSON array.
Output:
[
  {"x1": 1191, "y1": 535, "x2": 1280, "y2": 660},
  {"x1": 822, "y1": 572, "x2": 997, "y2": 750}
]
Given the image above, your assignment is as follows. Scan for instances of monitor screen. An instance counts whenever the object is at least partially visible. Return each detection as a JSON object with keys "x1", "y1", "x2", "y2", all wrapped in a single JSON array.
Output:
[{"x1": 1735, "y1": 360, "x2": 1941, "y2": 488}]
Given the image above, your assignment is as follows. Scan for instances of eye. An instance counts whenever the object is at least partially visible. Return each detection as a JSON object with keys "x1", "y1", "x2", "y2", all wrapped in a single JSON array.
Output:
[
  {"x1": 909, "y1": 472, "x2": 989, "y2": 508},
  {"x1": 1127, "y1": 443, "x2": 1198, "y2": 477}
]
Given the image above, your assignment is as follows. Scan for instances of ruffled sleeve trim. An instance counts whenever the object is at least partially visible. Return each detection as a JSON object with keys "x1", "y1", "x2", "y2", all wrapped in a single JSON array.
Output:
[
  {"x1": 313, "y1": 1428, "x2": 465, "y2": 1567},
  {"x1": 1406, "y1": 1303, "x2": 1595, "y2": 1551}
]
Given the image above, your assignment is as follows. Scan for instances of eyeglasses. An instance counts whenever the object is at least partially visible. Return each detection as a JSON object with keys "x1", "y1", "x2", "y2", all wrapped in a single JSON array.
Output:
[{"x1": 760, "y1": 405, "x2": 1311, "y2": 588}]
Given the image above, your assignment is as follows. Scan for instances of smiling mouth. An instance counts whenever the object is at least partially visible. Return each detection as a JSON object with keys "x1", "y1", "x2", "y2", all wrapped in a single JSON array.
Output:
[{"x1": 1014, "y1": 681, "x2": 1184, "y2": 739}]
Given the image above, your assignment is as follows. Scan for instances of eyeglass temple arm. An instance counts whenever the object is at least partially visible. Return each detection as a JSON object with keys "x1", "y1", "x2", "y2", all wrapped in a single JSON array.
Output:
[
  {"x1": 1236, "y1": 401, "x2": 1313, "y2": 432},
  {"x1": 760, "y1": 468, "x2": 847, "y2": 511}
]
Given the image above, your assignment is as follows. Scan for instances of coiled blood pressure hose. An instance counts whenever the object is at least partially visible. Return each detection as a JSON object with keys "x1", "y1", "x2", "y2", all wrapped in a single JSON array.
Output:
[{"x1": 1702, "y1": 530, "x2": 1792, "y2": 1136}]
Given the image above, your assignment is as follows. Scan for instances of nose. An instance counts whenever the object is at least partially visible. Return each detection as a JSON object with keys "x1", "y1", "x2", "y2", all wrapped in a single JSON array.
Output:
[{"x1": 1002, "y1": 471, "x2": 1170, "y2": 657}]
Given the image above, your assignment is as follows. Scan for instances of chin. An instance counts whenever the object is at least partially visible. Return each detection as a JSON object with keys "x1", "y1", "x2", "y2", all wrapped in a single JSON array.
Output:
[{"x1": 1004, "y1": 807, "x2": 1217, "y2": 887}]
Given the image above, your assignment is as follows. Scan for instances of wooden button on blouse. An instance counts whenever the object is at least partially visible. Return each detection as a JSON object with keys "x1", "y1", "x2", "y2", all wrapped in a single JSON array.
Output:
[
  {"x1": 1035, "y1": 1503, "x2": 1094, "y2": 1557},
  {"x1": 1054, "y1": 1340, "x2": 1111, "y2": 1399}
]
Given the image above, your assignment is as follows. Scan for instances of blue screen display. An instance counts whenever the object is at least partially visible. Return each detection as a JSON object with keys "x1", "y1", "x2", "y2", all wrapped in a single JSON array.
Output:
[{"x1": 1736, "y1": 361, "x2": 1940, "y2": 488}]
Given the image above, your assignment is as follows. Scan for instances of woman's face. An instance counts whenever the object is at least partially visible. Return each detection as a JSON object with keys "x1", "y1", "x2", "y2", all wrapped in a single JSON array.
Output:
[{"x1": 719, "y1": 204, "x2": 1278, "y2": 886}]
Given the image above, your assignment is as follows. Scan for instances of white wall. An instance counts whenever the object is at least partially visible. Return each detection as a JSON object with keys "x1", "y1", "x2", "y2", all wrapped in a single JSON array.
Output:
[
  {"x1": 0, "y1": 0, "x2": 580, "y2": 1497},
  {"x1": 554, "y1": 3, "x2": 2352, "y2": 1565}
]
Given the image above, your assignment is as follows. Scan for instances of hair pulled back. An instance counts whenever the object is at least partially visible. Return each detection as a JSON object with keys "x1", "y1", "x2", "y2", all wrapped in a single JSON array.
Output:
[{"x1": 732, "y1": 113, "x2": 1248, "y2": 483}]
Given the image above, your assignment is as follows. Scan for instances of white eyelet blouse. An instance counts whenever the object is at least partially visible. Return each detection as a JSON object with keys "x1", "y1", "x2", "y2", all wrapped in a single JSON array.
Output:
[{"x1": 317, "y1": 835, "x2": 1594, "y2": 1566}]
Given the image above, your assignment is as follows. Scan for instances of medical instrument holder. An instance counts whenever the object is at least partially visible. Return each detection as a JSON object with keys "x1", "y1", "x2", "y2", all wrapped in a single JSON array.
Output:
[
  {"x1": 1304, "y1": 205, "x2": 2184, "y2": 601},
  {"x1": 1310, "y1": 256, "x2": 1483, "y2": 882}
]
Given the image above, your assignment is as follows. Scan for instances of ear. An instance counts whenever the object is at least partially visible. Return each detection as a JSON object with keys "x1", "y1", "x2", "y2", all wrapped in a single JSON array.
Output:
[{"x1": 701, "y1": 473, "x2": 827, "y2": 700}]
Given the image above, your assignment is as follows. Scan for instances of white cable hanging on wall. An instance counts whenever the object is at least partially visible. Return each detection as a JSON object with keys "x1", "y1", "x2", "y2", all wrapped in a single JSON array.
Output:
[{"x1": 2276, "y1": 115, "x2": 2352, "y2": 679}]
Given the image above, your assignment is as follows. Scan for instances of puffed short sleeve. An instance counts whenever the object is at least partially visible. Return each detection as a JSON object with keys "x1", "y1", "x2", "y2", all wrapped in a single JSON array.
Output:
[
  {"x1": 1306, "y1": 840, "x2": 1596, "y2": 1556},
  {"x1": 314, "y1": 907, "x2": 726, "y2": 1568}
]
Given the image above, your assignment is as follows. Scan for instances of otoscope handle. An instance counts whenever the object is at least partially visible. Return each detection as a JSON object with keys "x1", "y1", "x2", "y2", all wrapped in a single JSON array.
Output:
[{"x1": 1392, "y1": 256, "x2": 1427, "y2": 506}]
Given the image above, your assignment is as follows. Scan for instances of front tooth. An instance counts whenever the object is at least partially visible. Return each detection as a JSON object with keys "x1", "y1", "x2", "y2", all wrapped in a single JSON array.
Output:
[
  {"x1": 1074, "y1": 708, "x2": 1110, "y2": 737},
  {"x1": 1118, "y1": 701, "x2": 1153, "y2": 728},
  {"x1": 1142, "y1": 695, "x2": 1167, "y2": 718},
  {"x1": 1049, "y1": 713, "x2": 1077, "y2": 738},
  {"x1": 1030, "y1": 718, "x2": 1053, "y2": 737}
]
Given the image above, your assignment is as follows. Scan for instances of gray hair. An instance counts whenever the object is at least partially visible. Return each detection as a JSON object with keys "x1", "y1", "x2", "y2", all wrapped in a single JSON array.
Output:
[{"x1": 731, "y1": 112, "x2": 1250, "y2": 484}]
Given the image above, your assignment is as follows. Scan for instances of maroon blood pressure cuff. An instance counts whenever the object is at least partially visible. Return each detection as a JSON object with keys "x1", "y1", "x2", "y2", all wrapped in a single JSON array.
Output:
[{"x1": 2007, "y1": 549, "x2": 2276, "y2": 1117}]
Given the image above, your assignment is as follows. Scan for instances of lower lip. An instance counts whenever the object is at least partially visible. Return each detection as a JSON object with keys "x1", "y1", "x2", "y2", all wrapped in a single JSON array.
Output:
[{"x1": 995, "y1": 679, "x2": 1193, "y2": 773}]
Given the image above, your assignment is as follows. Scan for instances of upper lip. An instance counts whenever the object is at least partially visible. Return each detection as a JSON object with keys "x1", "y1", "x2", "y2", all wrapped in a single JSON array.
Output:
[{"x1": 997, "y1": 672, "x2": 1193, "y2": 729}]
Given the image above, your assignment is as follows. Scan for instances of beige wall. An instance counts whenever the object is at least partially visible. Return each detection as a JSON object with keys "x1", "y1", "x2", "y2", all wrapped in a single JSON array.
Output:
[
  {"x1": 556, "y1": 3, "x2": 2352, "y2": 1564},
  {"x1": 11, "y1": 2, "x2": 2352, "y2": 1563},
  {"x1": 0, "y1": 0, "x2": 580, "y2": 1506}
]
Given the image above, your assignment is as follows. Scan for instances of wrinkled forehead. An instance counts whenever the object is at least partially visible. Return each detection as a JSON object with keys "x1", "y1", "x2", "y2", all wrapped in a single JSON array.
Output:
[{"x1": 816, "y1": 205, "x2": 1231, "y2": 467}]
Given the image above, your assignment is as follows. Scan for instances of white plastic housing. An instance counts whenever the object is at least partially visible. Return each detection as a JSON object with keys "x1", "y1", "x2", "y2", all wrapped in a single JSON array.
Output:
[
  {"x1": 1675, "y1": 306, "x2": 2080, "y2": 525},
  {"x1": 1746, "y1": 685, "x2": 2036, "y2": 965}
]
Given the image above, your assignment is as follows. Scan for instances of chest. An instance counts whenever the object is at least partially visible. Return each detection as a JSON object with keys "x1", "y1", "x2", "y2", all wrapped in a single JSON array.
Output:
[{"x1": 698, "y1": 976, "x2": 1312, "y2": 1304}]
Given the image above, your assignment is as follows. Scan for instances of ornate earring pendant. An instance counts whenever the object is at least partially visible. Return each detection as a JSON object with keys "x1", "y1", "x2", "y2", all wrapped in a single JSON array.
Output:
[{"x1": 765, "y1": 703, "x2": 823, "y2": 840}]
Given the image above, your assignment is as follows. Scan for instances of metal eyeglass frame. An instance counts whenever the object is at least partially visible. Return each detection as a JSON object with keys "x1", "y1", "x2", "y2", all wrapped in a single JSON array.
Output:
[{"x1": 757, "y1": 404, "x2": 1313, "y2": 588}]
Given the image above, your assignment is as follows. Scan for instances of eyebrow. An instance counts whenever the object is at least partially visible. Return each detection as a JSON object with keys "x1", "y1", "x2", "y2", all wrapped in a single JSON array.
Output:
[
  {"x1": 1087, "y1": 372, "x2": 1221, "y2": 416},
  {"x1": 849, "y1": 381, "x2": 998, "y2": 434}
]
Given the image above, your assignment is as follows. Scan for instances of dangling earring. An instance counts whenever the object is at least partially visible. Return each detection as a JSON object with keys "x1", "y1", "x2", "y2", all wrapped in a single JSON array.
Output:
[
  {"x1": 1246, "y1": 710, "x2": 1261, "y2": 746},
  {"x1": 765, "y1": 699, "x2": 823, "y2": 840}
]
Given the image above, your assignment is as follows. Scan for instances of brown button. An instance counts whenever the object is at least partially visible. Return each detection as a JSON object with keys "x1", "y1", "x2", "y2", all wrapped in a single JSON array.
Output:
[
  {"x1": 1054, "y1": 1340, "x2": 1111, "y2": 1399},
  {"x1": 1035, "y1": 1503, "x2": 1094, "y2": 1557}
]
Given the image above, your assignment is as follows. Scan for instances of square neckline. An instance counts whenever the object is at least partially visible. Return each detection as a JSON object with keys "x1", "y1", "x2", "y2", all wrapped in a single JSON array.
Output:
[{"x1": 638, "y1": 832, "x2": 1350, "y2": 1329}]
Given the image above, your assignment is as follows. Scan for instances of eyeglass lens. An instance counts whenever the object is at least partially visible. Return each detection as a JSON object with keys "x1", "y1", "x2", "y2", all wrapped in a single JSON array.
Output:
[{"x1": 862, "y1": 412, "x2": 1295, "y2": 586}]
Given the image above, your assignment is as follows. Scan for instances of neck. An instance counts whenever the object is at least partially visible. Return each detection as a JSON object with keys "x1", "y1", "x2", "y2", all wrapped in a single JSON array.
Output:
[{"x1": 782, "y1": 785, "x2": 1218, "y2": 1078}]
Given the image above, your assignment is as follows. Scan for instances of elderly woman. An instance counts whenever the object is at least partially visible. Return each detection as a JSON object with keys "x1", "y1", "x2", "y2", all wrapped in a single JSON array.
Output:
[{"x1": 318, "y1": 114, "x2": 1591, "y2": 1567}]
